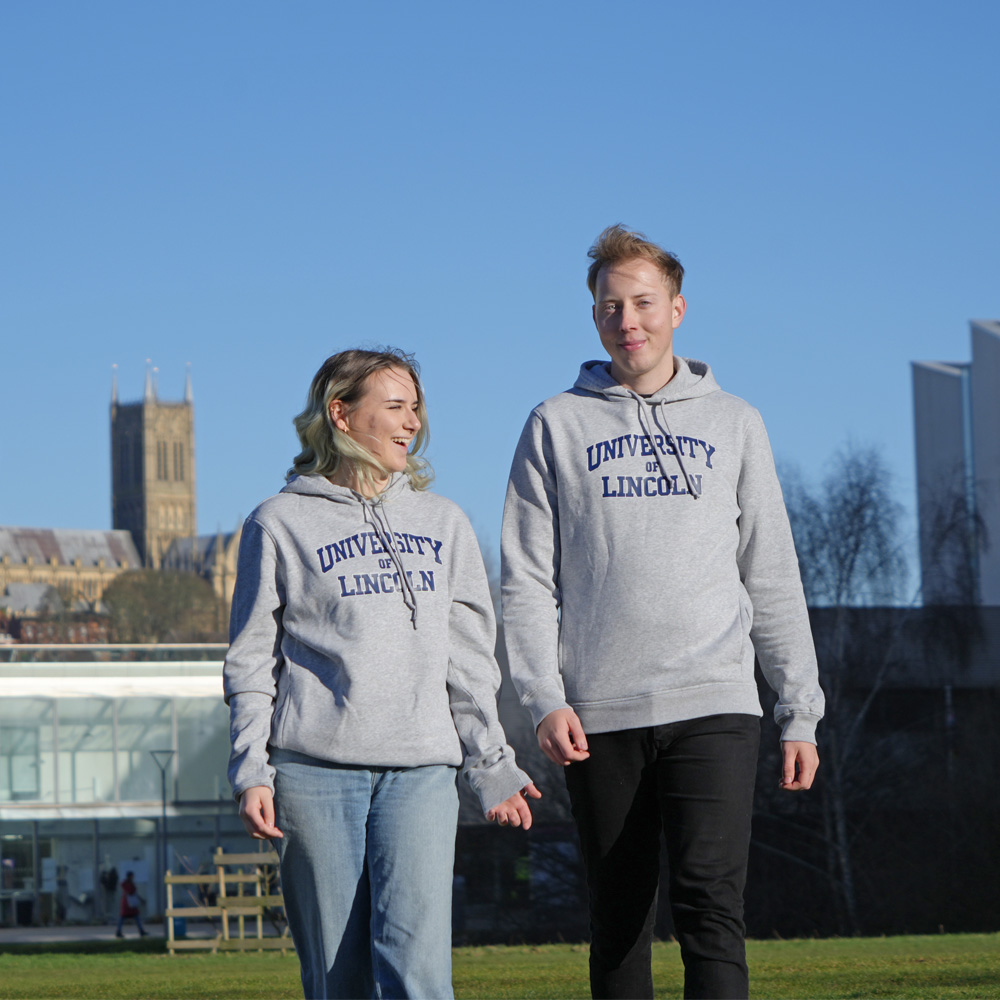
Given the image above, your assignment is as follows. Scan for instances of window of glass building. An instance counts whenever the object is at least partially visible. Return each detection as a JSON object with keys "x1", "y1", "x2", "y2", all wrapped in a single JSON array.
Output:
[
  {"x1": 55, "y1": 699, "x2": 115, "y2": 804},
  {"x1": 176, "y1": 699, "x2": 230, "y2": 801},
  {"x1": 117, "y1": 698, "x2": 173, "y2": 801},
  {"x1": 0, "y1": 699, "x2": 56, "y2": 803}
]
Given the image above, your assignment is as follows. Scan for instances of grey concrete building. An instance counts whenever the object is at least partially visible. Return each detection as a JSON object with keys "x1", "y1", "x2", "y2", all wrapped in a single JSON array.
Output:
[{"x1": 912, "y1": 319, "x2": 1000, "y2": 604}]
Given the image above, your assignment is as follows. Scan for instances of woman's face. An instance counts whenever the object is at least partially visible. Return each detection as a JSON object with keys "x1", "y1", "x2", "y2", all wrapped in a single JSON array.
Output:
[{"x1": 330, "y1": 367, "x2": 421, "y2": 476}]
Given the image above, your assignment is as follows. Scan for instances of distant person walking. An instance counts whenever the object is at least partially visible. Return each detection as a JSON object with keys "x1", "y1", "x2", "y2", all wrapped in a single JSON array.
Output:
[
  {"x1": 115, "y1": 871, "x2": 147, "y2": 938},
  {"x1": 225, "y1": 348, "x2": 538, "y2": 1000}
]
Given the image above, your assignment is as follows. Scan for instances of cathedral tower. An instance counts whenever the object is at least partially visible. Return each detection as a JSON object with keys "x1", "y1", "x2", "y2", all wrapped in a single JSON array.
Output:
[{"x1": 111, "y1": 366, "x2": 197, "y2": 568}]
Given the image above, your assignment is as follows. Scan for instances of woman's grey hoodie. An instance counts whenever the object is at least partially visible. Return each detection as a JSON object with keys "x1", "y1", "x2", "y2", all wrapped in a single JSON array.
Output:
[
  {"x1": 225, "y1": 473, "x2": 530, "y2": 814},
  {"x1": 501, "y1": 357, "x2": 824, "y2": 742}
]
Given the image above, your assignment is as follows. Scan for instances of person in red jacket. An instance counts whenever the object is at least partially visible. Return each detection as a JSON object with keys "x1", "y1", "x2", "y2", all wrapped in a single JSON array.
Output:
[{"x1": 116, "y1": 871, "x2": 148, "y2": 938}]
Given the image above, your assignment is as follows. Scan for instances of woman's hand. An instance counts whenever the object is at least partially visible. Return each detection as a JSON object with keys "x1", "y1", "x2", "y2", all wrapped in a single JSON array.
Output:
[
  {"x1": 486, "y1": 782, "x2": 542, "y2": 830},
  {"x1": 239, "y1": 786, "x2": 284, "y2": 840}
]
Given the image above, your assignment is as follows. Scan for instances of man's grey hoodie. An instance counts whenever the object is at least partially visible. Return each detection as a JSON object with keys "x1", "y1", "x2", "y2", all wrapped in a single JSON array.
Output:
[
  {"x1": 225, "y1": 473, "x2": 530, "y2": 813},
  {"x1": 501, "y1": 357, "x2": 824, "y2": 742}
]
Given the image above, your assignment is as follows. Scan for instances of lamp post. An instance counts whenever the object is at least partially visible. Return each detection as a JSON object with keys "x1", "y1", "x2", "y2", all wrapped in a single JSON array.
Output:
[{"x1": 150, "y1": 749, "x2": 175, "y2": 918}]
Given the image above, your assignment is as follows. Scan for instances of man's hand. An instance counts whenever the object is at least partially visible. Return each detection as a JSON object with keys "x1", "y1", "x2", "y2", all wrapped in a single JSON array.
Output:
[
  {"x1": 537, "y1": 708, "x2": 590, "y2": 766},
  {"x1": 239, "y1": 786, "x2": 284, "y2": 840},
  {"x1": 779, "y1": 741, "x2": 819, "y2": 791},
  {"x1": 486, "y1": 782, "x2": 543, "y2": 829}
]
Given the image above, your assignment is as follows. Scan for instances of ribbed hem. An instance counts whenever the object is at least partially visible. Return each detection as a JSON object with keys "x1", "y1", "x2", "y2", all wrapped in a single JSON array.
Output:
[
  {"x1": 573, "y1": 682, "x2": 763, "y2": 735},
  {"x1": 231, "y1": 776, "x2": 275, "y2": 801},
  {"x1": 778, "y1": 713, "x2": 822, "y2": 744},
  {"x1": 522, "y1": 688, "x2": 572, "y2": 731}
]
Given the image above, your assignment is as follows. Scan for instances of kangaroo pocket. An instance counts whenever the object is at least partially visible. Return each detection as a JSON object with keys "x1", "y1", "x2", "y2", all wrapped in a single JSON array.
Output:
[
  {"x1": 271, "y1": 651, "x2": 461, "y2": 767},
  {"x1": 560, "y1": 576, "x2": 749, "y2": 707}
]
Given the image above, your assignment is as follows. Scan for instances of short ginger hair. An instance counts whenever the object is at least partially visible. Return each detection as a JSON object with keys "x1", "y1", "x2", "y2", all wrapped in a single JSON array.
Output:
[{"x1": 586, "y1": 224, "x2": 685, "y2": 300}]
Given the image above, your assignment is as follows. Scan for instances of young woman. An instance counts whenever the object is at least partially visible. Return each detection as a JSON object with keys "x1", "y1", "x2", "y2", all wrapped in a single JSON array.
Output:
[{"x1": 224, "y1": 348, "x2": 538, "y2": 999}]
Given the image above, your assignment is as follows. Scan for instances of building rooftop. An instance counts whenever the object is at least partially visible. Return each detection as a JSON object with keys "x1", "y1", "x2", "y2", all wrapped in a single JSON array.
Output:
[
  {"x1": 0, "y1": 582, "x2": 63, "y2": 614},
  {"x1": 0, "y1": 527, "x2": 141, "y2": 568}
]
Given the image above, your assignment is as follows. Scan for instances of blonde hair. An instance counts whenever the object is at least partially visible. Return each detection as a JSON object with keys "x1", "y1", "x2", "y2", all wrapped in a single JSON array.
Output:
[
  {"x1": 586, "y1": 224, "x2": 685, "y2": 299},
  {"x1": 288, "y1": 348, "x2": 432, "y2": 493}
]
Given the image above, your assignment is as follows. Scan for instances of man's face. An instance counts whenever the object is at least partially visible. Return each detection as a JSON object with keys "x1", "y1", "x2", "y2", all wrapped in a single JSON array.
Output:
[{"x1": 592, "y1": 257, "x2": 686, "y2": 393}]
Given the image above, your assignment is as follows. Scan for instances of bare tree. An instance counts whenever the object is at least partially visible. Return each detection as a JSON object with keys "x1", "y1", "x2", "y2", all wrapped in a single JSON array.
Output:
[
  {"x1": 781, "y1": 444, "x2": 907, "y2": 607},
  {"x1": 776, "y1": 444, "x2": 909, "y2": 935},
  {"x1": 916, "y1": 459, "x2": 989, "y2": 607}
]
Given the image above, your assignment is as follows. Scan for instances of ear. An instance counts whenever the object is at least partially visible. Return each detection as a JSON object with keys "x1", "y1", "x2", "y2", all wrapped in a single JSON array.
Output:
[
  {"x1": 592, "y1": 302, "x2": 598, "y2": 329},
  {"x1": 672, "y1": 294, "x2": 687, "y2": 329},
  {"x1": 328, "y1": 399, "x2": 350, "y2": 433}
]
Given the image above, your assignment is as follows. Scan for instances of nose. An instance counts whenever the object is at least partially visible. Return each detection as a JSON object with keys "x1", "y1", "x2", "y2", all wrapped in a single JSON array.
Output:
[
  {"x1": 619, "y1": 302, "x2": 638, "y2": 331},
  {"x1": 405, "y1": 410, "x2": 420, "y2": 432}
]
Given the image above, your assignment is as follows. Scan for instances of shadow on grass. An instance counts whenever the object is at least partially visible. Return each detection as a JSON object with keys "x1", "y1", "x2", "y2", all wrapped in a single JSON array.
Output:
[{"x1": 0, "y1": 939, "x2": 166, "y2": 957}]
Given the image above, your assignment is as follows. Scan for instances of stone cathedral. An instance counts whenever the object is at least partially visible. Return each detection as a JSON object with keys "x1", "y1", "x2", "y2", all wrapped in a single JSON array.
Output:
[
  {"x1": 111, "y1": 367, "x2": 197, "y2": 568},
  {"x1": 1, "y1": 367, "x2": 240, "y2": 620}
]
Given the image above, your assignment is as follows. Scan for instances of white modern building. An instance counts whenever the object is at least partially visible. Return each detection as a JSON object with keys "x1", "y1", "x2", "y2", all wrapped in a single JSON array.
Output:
[
  {"x1": 0, "y1": 644, "x2": 243, "y2": 926},
  {"x1": 912, "y1": 319, "x2": 1000, "y2": 605}
]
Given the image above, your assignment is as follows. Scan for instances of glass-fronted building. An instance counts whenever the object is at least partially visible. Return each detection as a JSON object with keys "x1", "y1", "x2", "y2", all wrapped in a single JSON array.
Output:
[{"x1": 0, "y1": 644, "x2": 244, "y2": 925}]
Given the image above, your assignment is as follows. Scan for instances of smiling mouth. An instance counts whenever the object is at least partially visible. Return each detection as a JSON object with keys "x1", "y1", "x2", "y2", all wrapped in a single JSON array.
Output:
[
  {"x1": 620, "y1": 341, "x2": 645, "y2": 352},
  {"x1": 391, "y1": 438, "x2": 411, "y2": 447}
]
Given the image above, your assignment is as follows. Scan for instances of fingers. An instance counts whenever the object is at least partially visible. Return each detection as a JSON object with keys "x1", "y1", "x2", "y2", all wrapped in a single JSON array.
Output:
[
  {"x1": 537, "y1": 709, "x2": 591, "y2": 766},
  {"x1": 487, "y1": 805, "x2": 517, "y2": 827},
  {"x1": 794, "y1": 744, "x2": 819, "y2": 790},
  {"x1": 239, "y1": 787, "x2": 284, "y2": 840},
  {"x1": 566, "y1": 714, "x2": 589, "y2": 756},
  {"x1": 781, "y1": 743, "x2": 797, "y2": 788},
  {"x1": 488, "y1": 784, "x2": 540, "y2": 830},
  {"x1": 491, "y1": 800, "x2": 529, "y2": 829},
  {"x1": 512, "y1": 796, "x2": 533, "y2": 830},
  {"x1": 779, "y1": 742, "x2": 820, "y2": 792}
]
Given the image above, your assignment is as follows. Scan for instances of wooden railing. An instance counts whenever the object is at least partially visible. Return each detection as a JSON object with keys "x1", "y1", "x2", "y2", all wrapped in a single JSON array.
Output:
[{"x1": 164, "y1": 847, "x2": 294, "y2": 955}]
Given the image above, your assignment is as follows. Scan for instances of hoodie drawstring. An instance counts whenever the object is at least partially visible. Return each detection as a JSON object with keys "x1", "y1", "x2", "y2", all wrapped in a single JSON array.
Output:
[
  {"x1": 630, "y1": 392, "x2": 701, "y2": 501},
  {"x1": 362, "y1": 496, "x2": 420, "y2": 629}
]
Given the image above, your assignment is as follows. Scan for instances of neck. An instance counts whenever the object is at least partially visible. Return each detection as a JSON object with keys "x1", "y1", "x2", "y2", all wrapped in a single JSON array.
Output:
[
  {"x1": 610, "y1": 357, "x2": 677, "y2": 395},
  {"x1": 326, "y1": 464, "x2": 389, "y2": 498}
]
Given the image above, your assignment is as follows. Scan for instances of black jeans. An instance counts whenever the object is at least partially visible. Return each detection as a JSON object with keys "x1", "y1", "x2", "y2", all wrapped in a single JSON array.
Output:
[{"x1": 565, "y1": 713, "x2": 760, "y2": 1000}]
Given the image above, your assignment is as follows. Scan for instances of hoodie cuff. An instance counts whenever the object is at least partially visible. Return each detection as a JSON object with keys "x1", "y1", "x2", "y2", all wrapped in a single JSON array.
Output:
[
  {"x1": 464, "y1": 757, "x2": 533, "y2": 815},
  {"x1": 779, "y1": 713, "x2": 822, "y2": 744},
  {"x1": 522, "y1": 686, "x2": 572, "y2": 732},
  {"x1": 231, "y1": 775, "x2": 275, "y2": 803}
]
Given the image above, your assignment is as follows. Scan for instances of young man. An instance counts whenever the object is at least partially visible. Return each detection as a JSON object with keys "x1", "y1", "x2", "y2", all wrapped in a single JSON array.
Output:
[{"x1": 501, "y1": 225, "x2": 824, "y2": 1000}]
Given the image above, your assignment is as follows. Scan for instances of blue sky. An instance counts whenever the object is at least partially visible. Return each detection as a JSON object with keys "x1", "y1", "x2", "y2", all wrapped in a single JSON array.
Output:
[{"x1": 2, "y1": 1, "x2": 998, "y2": 569}]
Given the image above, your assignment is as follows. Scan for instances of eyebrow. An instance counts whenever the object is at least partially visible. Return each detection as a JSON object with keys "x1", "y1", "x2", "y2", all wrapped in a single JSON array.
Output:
[{"x1": 600, "y1": 291, "x2": 660, "y2": 302}]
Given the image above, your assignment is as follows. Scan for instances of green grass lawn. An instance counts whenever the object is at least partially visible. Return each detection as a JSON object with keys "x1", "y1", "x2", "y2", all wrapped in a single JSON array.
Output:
[{"x1": 0, "y1": 934, "x2": 997, "y2": 999}]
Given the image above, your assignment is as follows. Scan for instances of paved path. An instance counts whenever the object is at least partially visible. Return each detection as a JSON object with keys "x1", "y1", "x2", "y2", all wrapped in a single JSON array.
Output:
[{"x1": 0, "y1": 922, "x2": 217, "y2": 945}]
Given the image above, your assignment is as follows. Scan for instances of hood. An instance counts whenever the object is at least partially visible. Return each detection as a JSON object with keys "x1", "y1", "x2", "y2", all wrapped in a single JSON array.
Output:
[
  {"x1": 280, "y1": 472, "x2": 411, "y2": 504},
  {"x1": 574, "y1": 356, "x2": 720, "y2": 402}
]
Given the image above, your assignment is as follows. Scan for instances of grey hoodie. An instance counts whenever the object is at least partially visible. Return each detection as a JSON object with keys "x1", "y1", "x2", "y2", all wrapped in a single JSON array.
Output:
[
  {"x1": 501, "y1": 357, "x2": 824, "y2": 742},
  {"x1": 225, "y1": 473, "x2": 530, "y2": 813}
]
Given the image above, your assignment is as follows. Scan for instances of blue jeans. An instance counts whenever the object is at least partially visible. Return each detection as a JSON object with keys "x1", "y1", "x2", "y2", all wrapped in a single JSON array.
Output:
[{"x1": 271, "y1": 748, "x2": 459, "y2": 1000}]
